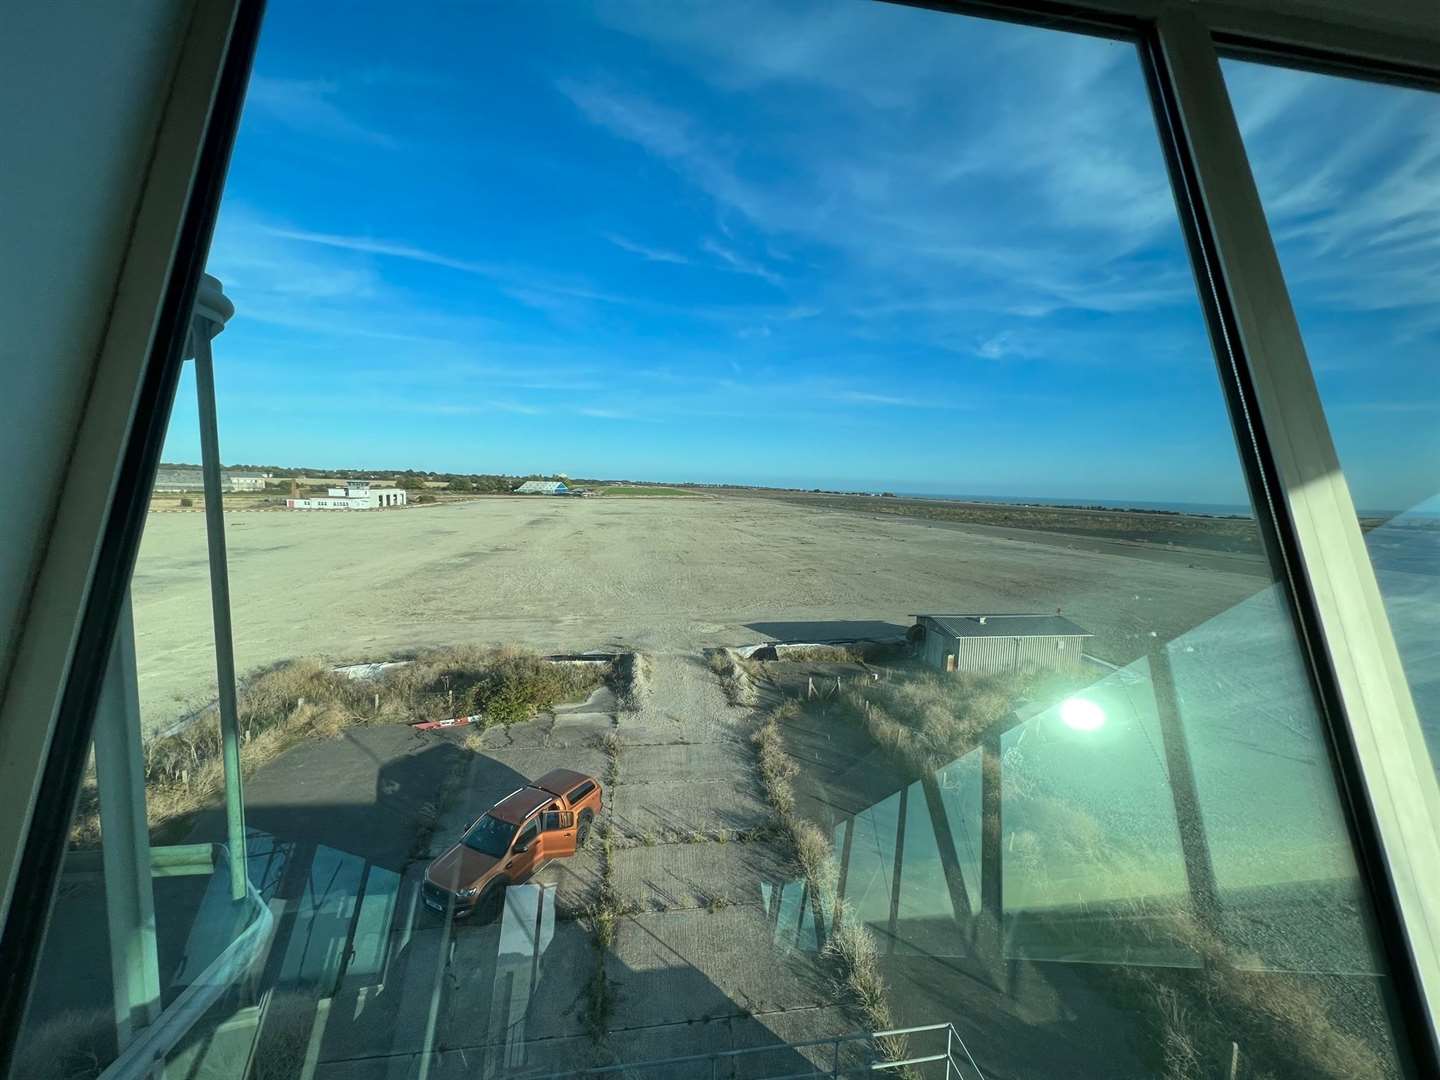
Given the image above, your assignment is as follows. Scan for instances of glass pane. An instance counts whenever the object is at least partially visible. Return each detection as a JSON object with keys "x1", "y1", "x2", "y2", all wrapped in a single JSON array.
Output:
[
  {"x1": 18, "y1": 5, "x2": 1424, "y2": 1080},
  {"x1": 1224, "y1": 59, "x2": 1440, "y2": 779}
]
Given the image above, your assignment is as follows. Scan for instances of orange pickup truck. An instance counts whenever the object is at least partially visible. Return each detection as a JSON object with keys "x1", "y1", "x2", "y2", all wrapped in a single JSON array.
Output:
[{"x1": 422, "y1": 767, "x2": 602, "y2": 919}]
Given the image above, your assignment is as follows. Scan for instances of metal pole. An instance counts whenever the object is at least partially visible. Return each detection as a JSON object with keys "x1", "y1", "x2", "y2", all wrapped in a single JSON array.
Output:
[
  {"x1": 94, "y1": 590, "x2": 161, "y2": 1044},
  {"x1": 887, "y1": 784, "x2": 907, "y2": 955},
  {"x1": 193, "y1": 327, "x2": 247, "y2": 900},
  {"x1": 1148, "y1": 644, "x2": 1222, "y2": 949},
  {"x1": 978, "y1": 727, "x2": 1003, "y2": 986}
]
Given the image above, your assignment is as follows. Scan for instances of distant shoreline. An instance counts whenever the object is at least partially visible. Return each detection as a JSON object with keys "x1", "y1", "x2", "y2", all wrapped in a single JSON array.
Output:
[{"x1": 710, "y1": 487, "x2": 1271, "y2": 559}]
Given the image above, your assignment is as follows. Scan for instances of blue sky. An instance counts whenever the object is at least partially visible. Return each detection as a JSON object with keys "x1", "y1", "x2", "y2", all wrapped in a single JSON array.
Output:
[{"x1": 164, "y1": 1, "x2": 1436, "y2": 509}]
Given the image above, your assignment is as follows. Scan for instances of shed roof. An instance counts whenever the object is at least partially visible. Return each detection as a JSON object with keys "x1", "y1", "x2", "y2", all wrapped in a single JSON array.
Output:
[
  {"x1": 515, "y1": 480, "x2": 567, "y2": 493},
  {"x1": 917, "y1": 613, "x2": 1091, "y2": 639}
]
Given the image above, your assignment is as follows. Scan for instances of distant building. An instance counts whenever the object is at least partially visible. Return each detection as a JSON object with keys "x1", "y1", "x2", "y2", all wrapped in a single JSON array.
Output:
[
  {"x1": 913, "y1": 613, "x2": 1091, "y2": 675},
  {"x1": 515, "y1": 480, "x2": 568, "y2": 495},
  {"x1": 287, "y1": 480, "x2": 407, "y2": 510},
  {"x1": 154, "y1": 467, "x2": 268, "y2": 493}
]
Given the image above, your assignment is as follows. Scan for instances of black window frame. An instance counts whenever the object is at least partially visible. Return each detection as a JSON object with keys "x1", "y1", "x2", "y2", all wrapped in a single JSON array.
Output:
[{"x1": 1, "y1": 2, "x2": 1437, "y2": 1076}]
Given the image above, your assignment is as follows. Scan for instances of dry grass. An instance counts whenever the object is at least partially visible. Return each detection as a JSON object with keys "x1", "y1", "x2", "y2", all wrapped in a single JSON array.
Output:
[
  {"x1": 824, "y1": 904, "x2": 894, "y2": 1027},
  {"x1": 750, "y1": 704, "x2": 901, "y2": 1055},
  {"x1": 583, "y1": 824, "x2": 639, "y2": 1040},
  {"x1": 1125, "y1": 899, "x2": 1394, "y2": 1080},
  {"x1": 10, "y1": 1008, "x2": 111, "y2": 1080},
  {"x1": 252, "y1": 990, "x2": 322, "y2": 1080},
  {"x1": 599, "y1": 728, "x2": 622, "y2": 787},
  {"x1": 611, "y1": 652, "x2": 652, "y2": 713},
  {"x1": 776, "y1": 642, "x2": 908, "y2": 664},
  {"x1": 709, "y1": 647, "x2": 759, "y2": 708},
  {"x1": 792, "y1": 820, "x2": 838, "y2": 906},
  {"x1": 70, "y1": 646, "x2": 608, "y2": 846},
  {"x1": 828, "y1": 666, "x2": 1079, "y2": 779}
]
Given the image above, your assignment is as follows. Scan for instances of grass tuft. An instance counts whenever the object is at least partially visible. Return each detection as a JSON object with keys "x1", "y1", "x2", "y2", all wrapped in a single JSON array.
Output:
[
  {"x1": 611, "y1": 652, "x2": 652, "y2": 713},
  {"x1": 709, "y1": 648, "x2": 759, "y2": 708}
]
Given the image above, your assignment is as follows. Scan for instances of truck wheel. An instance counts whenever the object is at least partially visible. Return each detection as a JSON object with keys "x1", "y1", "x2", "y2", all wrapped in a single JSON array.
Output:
[
  {"x1": 478, "y1": 880, "x2": 507, "y2": 923},
  {"x1": 576, "y1": 813, "x2": 593, "y2": 849}
]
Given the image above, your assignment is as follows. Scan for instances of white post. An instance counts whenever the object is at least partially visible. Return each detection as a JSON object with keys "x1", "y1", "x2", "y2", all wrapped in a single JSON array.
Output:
[
  {"x1": 94, "y1": 591, "x2": 162, "y2": 1045},
  {"x1": 190, "y1": 277, "x2": 247, "y2": 902}
]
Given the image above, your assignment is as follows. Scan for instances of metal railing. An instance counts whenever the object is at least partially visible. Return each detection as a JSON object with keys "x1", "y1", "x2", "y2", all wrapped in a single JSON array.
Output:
[
  {"x1": 96, "y1": 849, "x2": 274, "y2": 1080},
  {"x1": 529, "y1": 1022, "x2": 984, "y2": 1080}
]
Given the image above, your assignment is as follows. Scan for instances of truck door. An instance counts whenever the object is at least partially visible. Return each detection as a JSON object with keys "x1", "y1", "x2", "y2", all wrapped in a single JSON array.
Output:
[
  {"x1": 506, "y1": 818, "x2": 542, "y2": 881},
  {"x1": 540, "y1": 803, "x2": 578, "y2": 860}
]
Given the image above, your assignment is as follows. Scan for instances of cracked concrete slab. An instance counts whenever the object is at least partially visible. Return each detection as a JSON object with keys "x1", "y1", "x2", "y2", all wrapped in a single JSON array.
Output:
[
  {"x1": 614, "y1": 740, "x2": 751, "y2": 783},
  {"x1": 611, "y1": 778, "x2": 770, "y2": 841},
  {"x1": 606, "y1": 840, "x2": 792, "y2": 913},
  {"x1": 532, "y1": 848, "x2": 602, "y2": 916},
  {"x1": 606, "y1": 907, "x2": 834, "y2": 1029},
  {"x1": 484, "y1": 746, "x2": 608, "y2": 789}
]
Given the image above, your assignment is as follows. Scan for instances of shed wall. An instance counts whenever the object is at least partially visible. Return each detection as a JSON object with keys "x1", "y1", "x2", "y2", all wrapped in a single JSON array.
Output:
[{"x1": 920, "y1": 618, "x2": 1087, "y2": 676}]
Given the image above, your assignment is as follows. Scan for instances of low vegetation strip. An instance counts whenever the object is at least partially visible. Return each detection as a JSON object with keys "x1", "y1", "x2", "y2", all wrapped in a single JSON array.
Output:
[
  {"x1": 70, "y1": 646, "x2": 612, "y2": 846},
  {"x1": 708, "y1": 647, "x2": 759, "y2": 708},
  {"x1": 581, "y1": 723, "x2": 635, "y2": 1053},
  {"x1": 741, "y1": 489, "x2": 1269, "y2": 557},
  {"x1": 599, "y1": 486, "x2": 695, "y2": 497},
  {"x1": 750, "y1": 702, "x2": 903, "y2": 1058}
]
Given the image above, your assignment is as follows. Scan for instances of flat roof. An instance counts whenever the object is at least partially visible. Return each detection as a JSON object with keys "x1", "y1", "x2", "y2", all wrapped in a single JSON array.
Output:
[
  {"x1": 917, "y1": 613, "x2": 1091, "y2": 639},
  {"x1": 489, "y1": 786, "x2": 555, "y2": 824}
]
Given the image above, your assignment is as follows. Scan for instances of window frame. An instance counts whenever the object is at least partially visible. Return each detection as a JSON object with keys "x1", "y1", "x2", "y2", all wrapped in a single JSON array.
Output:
[{"x1": 1, "y1": 0, "x2": 1438, "y2": 1074}]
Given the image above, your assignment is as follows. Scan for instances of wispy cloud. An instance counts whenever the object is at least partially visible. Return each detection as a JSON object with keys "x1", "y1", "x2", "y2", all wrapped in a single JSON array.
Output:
[
  {"x1": 246, "y1": 76, "x2": 397, "y2": 146},
  {"x1": 701, "y1": 237, "x2": 783, "y2": 286},
  {"x1": 555, "y1": 79, "x2": 774, "y2": 226},
  {"x1": 826, "y1": 390, "x2": 935, "y2": 408},
  {"x1": 261, "y1": 226, "x2": 494, "y2": 273},
  {"x1": 974, "y1": 331, "x2": 1041, "y2": 361},
  {"x1": 605, "y1": 233, "x2": 691, "y2": 264}
]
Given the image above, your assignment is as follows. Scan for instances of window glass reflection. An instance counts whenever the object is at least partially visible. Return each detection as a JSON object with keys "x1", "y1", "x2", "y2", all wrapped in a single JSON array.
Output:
[
  {"x1": 1225, "y1": 59, "x2": 1440, "y2": 778},
  {"x1": 16, "y1": 6, "x2": 1428, "y2": 1080}
]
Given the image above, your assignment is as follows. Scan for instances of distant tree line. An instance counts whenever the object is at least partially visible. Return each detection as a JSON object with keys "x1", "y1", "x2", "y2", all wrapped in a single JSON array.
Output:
[{"x1": 157, "y1": 463, "x2": 607, "y2": 495}]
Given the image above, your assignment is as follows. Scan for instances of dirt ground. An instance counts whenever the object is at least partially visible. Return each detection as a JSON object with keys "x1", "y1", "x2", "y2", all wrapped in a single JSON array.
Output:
[{"x1": 131, "y1": 495, "x2": 1268, "y2": 735}]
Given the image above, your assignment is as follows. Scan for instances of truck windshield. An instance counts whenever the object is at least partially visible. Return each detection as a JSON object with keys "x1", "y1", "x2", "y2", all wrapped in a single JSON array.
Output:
[{"x1": 462, "y1": 815, "x2": 516, "y2": 858}]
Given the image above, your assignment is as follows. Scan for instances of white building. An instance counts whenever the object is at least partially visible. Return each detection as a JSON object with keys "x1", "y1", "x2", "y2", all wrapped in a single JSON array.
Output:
[
  {"x1": 515, "y1": 480, "x2": 568, "y2": 494},
  {"x1": 153, "y1": 467, "x2": 268, "y2": 492},
  {"x1": 287, "y1": 480, "x2": 407, "y2": 510},
  {"x1": 227, "y1": 473, "x2": 267, "y2": 491}
]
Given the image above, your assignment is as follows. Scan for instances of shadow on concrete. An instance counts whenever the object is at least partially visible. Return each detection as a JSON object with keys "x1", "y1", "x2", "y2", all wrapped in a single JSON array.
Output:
[
  {"x1": 744, "y1": 620, "x2": 909, "y2": 644},
  {"x1": 183, "y1": 728, "x2": 512, "y2": 872},
  {"x1": 26, "y1": 729, "x2": 872, "y2": 1080}
]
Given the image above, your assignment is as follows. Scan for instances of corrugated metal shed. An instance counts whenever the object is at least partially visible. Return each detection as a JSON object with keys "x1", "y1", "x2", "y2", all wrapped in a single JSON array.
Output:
[
  {"x1": 515, "y1": 480, "x2": 567, "y2": 494},
  {"x1": 915, "y1": 613, "x2": 1090, "y2": 675}
]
